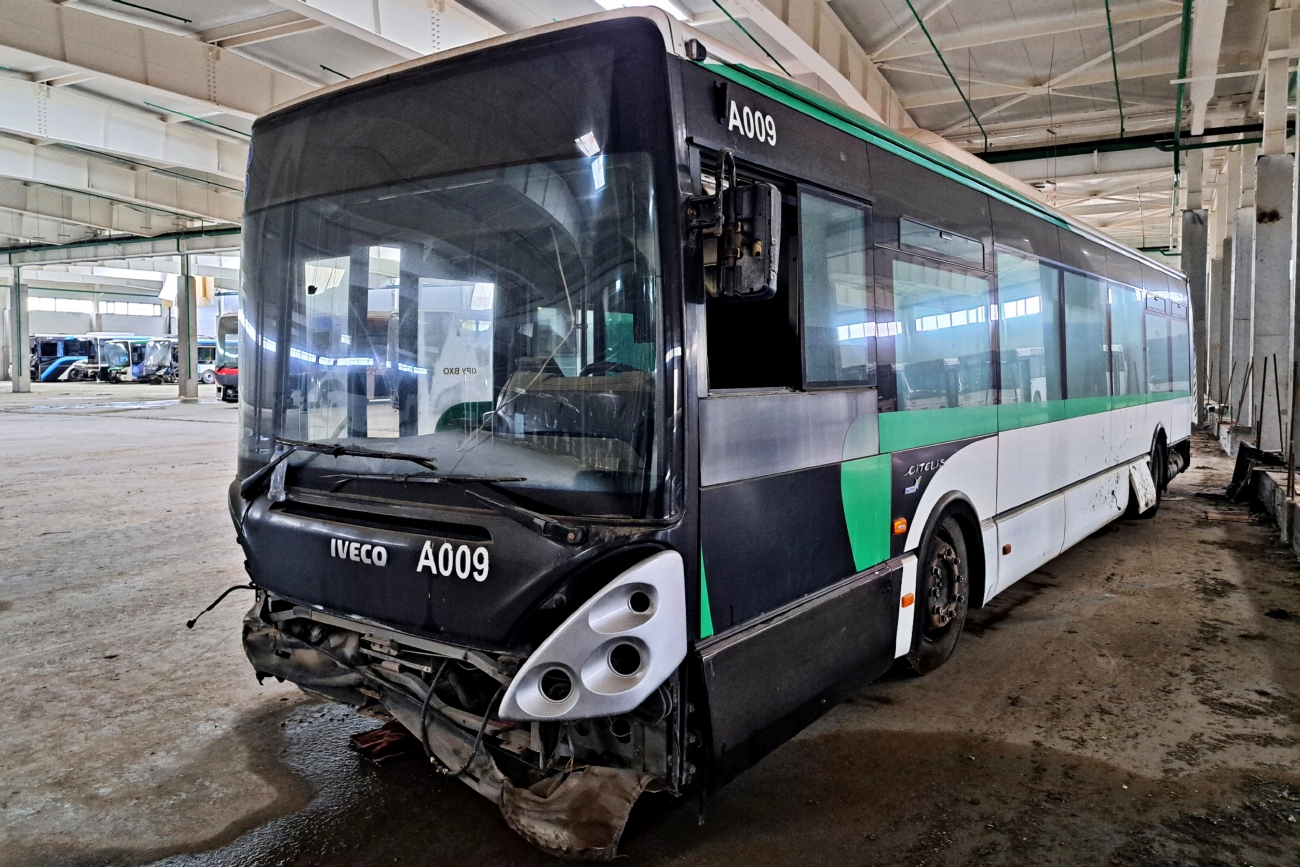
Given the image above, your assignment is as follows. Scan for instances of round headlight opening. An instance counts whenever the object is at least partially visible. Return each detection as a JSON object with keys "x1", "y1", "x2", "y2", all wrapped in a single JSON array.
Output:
[
  {"x1": 539, "y1": 667, "x2": 573, "y2": 702},
  {"x1": 628, "y1": 590, "x2": 652, "y2": 614},
  {"x1": 608, "y1": 643, "x2": 642, "y2": 677}
]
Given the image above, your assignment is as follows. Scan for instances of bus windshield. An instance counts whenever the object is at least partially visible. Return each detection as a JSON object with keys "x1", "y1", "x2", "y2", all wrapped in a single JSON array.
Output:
[
  {"x1": 102, "y1": 341, "x2": 129, "y2": 367},
  {"x1": 216, "y1": 315, "x2": 238, "y2": 368},
  {"x1": 144, "y1": 339, "x2": 173, "y2": 368},
  {"x1": 239, "y1": 22, "x2": 672, "y2": 518}
]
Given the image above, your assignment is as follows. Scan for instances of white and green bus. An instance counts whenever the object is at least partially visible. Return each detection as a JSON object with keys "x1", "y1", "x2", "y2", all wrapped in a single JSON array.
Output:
[{"x1": 230, "y1": 10, "x2": 1192, "y2": 857}]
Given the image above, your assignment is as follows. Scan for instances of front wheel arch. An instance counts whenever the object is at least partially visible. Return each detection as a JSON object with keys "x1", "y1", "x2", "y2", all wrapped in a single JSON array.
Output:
[{"x1": 914, "y1": 492, "x2": 987, "y2": 611}]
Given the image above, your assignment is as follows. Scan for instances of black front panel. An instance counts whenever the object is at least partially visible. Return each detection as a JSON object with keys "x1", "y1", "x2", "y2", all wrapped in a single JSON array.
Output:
[
  {"x1": 236, "y1": 485, "x2": 679, "y2": 649},
  {"x1": 699, "y1": 464, "x2": 857, "y2": 633},
  {"x1": 699, "y1": 562, "x2": 899, "y2": 788},
  {"x1": 678, "y1": 60, "x2": 872, "y2": 201}
]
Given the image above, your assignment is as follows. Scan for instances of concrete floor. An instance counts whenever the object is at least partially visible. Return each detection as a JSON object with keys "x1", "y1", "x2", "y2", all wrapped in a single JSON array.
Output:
[{"x1": 1, "y1": 382, "x2": 1298, "y2": 866}]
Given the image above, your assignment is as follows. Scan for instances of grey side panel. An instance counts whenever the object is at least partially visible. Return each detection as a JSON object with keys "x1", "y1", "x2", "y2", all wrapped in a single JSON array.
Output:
[{"x1": 700, "y1": 389, "x2": 878, "y2": 486}]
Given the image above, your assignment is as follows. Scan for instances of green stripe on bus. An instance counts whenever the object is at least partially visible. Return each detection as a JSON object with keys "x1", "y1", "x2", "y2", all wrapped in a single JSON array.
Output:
[
  {"x1": 841, "y1": 455, "x2": 892, "y2": 572},
  {"x1": 699, "y1": 550, "x2": 715, "y2": 640},
  {"x1": 882, "y1": 392, "x2": 1194, "y2": 443},
  {"x1": 997, "y1": 400, "x2": 1069, "y2": 429},
  {"x1": 879, "y1": 404, "x2": 999, "y2": 452}
]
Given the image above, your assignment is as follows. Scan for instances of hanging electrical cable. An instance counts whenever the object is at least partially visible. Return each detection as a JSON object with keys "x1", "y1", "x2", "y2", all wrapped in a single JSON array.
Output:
[
  {"x1": 1103, "y1": 0, "x2": 1125, "y2": 138},
  {"x1": 902, "y1": 0, "x2": 988, "y2": 152},
  {"x1": 1169, "y1": 0, "x2": 1194, "y2": 245},
  {"x1": 709, "y1": 0, "x2": 794, "y2": 77}
]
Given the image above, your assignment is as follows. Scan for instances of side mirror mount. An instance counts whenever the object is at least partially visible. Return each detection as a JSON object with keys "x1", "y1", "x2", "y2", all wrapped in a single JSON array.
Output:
[{"x1": 689, "y1": 150, "x2": 780, "y2": 302}]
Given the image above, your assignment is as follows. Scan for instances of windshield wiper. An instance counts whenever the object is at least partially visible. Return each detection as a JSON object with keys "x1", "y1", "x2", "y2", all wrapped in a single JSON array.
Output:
[
  {"x1": 239, "y1": 445, "x2": 299, "y2": 500},
  {"x1": 321, "y1": 471, "x2": 585, "y2": 545},
  {"x1": 275, "y1": 437, "x2": 440, "y2": 472},
  {"x1": 240, "y1": 437, "x2": 441, "y2": 501},
  {"x1": 323, "y1": 472, "x2": 525, "y2": 492},
  {"x1": 462, "y1": 488, "x2": 587, "y2": 545},
  {"x1": 244, "y1": 439, "x2": 584, "y2": 544}
]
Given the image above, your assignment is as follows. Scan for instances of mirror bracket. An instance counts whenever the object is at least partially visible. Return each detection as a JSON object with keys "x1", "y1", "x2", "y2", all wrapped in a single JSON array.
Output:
[{"x1": 686, "y1": 149, "x2": 780, "y2": 302}]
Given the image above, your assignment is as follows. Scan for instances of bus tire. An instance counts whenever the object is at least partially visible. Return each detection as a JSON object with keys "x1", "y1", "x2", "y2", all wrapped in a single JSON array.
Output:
[{"x1": 903, "y1": 513, "x2": 971, "y2": 675}]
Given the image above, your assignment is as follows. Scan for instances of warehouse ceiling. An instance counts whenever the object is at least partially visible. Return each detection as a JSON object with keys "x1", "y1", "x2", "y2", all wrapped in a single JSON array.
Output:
[{"x1": 0, "y1": 0, "x2": 1286, "y2": 280}]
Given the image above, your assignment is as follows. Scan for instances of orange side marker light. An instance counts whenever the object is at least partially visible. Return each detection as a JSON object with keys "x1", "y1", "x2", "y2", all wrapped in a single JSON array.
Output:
[
  {"x1": 892, "y1": 517, "x2": 908, "y2": 535},
  {"x1": 901, "y1": 592, "x2": 915, "y2": 608}
]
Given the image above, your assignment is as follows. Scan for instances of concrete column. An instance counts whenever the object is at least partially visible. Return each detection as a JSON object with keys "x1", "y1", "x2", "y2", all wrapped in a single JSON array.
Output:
[
  {"x1": 176, "y1": 255, "x2": 198, "y2": 399},
  {"x1": 1207, "y1": 168, "x2": 1228, "y2": 404},
  {"x1": 1253, "y1": 153, "x2": 1296, "y2": 450},
  {"x1": 1229, "y1": 146, "x2": 1257, "y2": 426},
  {"x1": 0, "y1": 270, "x2": 9, "y2": 382},
  {"x1": 1218, "y1": 236, "x2": 1235, "y2": 406},
  {"x1": 1183, "y1": 207, "x2": 1209, "y2": 416},
  {"x1": 1208, "y1": 254, "x2": 1224, "y2": 400},
  {"x1": 8, "y1": 269, "x2": 30, "y2": 393}
]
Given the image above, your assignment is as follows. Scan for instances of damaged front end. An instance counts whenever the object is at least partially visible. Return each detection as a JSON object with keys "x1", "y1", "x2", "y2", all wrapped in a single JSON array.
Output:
[{"x1": 242, "y1": 550, "x2": 689, "y2": 860}]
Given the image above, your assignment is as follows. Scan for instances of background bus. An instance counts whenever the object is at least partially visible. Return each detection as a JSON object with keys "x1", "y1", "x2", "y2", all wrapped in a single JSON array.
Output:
[
  {"x1": 29, "y1": 335, "x2": 97, "y2": 382},
  {"x1": 214, "y1": 312, "x2": 239, "y2": 402}
]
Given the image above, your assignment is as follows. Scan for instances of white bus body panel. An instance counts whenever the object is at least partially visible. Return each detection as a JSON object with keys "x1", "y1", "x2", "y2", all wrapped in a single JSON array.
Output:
[
  {"x1": 900, "y1": 436, "x2": 999, "y2": 554},
  {"x1": 1061, "y1": 468, "x2": 1127, "y2": 549},
  {"x1": 894, "y1": 554, "x2": 918, "y2": 658},
  {"x1": 994, "y1": 495, "x2": 1065, "y2": 594},
  {"x1": 996, "y1": 411, "x2": 1113, "y2": 514}
]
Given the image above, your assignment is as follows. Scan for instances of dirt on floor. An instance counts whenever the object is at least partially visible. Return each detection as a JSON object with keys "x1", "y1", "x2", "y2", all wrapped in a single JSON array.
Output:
[{"x1": 1, "y1": 387, "x2": 1297, "y2": 866}]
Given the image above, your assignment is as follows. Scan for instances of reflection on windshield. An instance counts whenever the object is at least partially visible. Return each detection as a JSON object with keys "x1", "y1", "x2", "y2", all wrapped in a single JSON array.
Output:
[{"x1": 248, "y1": 154, "x2": 662, "y2": 516}]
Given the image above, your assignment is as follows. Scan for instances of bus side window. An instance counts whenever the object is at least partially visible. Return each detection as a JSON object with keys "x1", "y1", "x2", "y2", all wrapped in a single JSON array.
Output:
[
  {"x1": 799, "y1": 190, "x2": 873, "y2": 387},
  {"x1": 1109, "y1": 282, "x2": 1147, "y2": 397},
  {"x1": 879, "y1": 250, "x2": 994, "y2": 411},
  {"x1": 705, "y1": 185, "x2": 800, "y2": 390},
  {"x1": 1063, "y1": 271, "x2": 1110, "y2": 399},
  {"x1": 995, "y1": 250, "x2": 1063, "y2": 404}
]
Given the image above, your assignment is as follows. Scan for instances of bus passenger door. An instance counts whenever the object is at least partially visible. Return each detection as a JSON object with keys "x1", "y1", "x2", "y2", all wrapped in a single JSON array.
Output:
[{"x1": 693, "y1": 177, "x2": 898, "y2": 786}]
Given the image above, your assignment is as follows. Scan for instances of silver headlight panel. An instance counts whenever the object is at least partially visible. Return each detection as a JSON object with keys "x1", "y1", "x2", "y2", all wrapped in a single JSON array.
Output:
[{"x1": 499, "y1": 550, "x2": 686, "y2": 722}]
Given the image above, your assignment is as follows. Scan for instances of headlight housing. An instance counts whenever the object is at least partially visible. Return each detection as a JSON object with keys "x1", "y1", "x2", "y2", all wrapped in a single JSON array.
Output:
[{"x1": 499, "y1": 550, "x2": 686, "y2": 721}]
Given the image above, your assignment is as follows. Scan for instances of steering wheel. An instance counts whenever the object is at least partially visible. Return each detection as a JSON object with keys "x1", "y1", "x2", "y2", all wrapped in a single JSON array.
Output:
[{"x1": 577, "y1": 361, "x2": 639, "y2": 377}]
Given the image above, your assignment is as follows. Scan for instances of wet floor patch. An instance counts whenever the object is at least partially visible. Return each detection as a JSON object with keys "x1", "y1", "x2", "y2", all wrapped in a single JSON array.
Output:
[{"x1": 16, "y1": 704, "x2": 1290, "y2": 867}]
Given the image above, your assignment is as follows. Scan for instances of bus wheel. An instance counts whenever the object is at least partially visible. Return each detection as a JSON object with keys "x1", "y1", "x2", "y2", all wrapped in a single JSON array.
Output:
[{"x1": 904, "y1": 514, "x2": 970, "y2": 675}]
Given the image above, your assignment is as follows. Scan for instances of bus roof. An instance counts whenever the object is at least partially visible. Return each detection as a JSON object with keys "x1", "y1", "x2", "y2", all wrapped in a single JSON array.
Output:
[{"x1": 258, "y1": 9, "x2": 1184, "y2": 284}]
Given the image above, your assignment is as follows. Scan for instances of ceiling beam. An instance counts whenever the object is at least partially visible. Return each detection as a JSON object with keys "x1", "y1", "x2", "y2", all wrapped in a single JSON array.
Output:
[
  {"x1": 0, "y1": 135, "x2": 243, "y2": 225},
  {"x1": 900, "y1": 58, "x2": 1191, "y2": 110},
  {"x1": 0, "y1": 78, "x2": 247, "y2": 180},
  {"x1": 868, "y1": 0, "x2": 956, "y2": 61},
  {"x1": 937, "y1": 17, "x2": 1182, "y2": 136},
  {"x1": 1186, "y1": 0, "x2": 1229, "y2": 135},
  {"x1": 0, "y1": 0, "x2": 315, "y2": 119},
  {"x1": 0, "y1": 210, "x2": 100, "y2": 247},
  {"x1": 874, "y1": 0, "x2": 1180, "y2": 62},
  {"x1": 0, "y1": 178, "x2": 188, "y2": 237},
  {"x1": 264, "y1": 0, "x2": 501, "y2": 60},
  {"x1": 719, "y1": 0, "x2": 916, "y2": 128},
  {"x1": 997, "y1": 148, "x2": 1176, "y2": 181},
  {"x1": 1, "y1": 227, "x2": 241, "y2": 266},
  {"x1": 196, "y1": 12, "x2": 325, "y2": 49}
]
